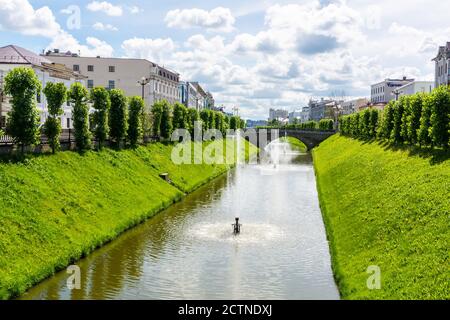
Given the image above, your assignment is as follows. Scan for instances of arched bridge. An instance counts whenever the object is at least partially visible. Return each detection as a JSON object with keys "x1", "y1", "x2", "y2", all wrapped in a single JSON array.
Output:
[{"x1": 241, "y1": 128, "x2": 336, "y2": 150}]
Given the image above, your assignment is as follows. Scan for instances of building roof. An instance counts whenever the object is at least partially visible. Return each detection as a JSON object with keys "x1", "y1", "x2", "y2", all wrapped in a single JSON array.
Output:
[
  {"x1": 432, "y1": 42, "x2": 450, "y2": 61},
  {"x1": 0, "y1": 45, "x2": 51, "y2": 65}
]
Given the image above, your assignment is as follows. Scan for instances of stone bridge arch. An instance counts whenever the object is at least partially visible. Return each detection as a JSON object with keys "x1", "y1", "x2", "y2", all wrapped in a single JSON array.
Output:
[{"x1": 241, "y1": 128, "x2": 336, "y2": 151}]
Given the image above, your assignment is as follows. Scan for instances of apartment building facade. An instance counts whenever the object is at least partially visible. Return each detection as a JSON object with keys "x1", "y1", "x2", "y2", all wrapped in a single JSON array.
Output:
[
  {"x1": 341, "y1": 98, "x2": 370, "y2": 115},
  {"x1": 370, "y1": 77, "x2": 414, "y2": 104},
  {"x1": 308, "y1": 99, "x2": 341, "y2": 122},
  {"x1": 43, "y1": 49, "x2": 180, "y2": 108},
  {"x1": 0, "y1": 45, "x2": 86, "y2": 129},
  {"x1": 432, "y1": 42, "x2": 450, "y2": 88}
]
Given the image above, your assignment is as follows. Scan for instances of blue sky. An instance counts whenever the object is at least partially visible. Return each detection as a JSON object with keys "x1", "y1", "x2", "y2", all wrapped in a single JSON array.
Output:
[{"x1": 1, "y1": 0, "x2": 449, "y2": 119}]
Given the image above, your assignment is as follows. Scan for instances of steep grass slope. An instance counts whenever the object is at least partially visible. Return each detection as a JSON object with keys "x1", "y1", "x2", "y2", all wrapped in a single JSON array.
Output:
[{"x1": 313, "y1": 135, "x2": 449, "y2": 299}]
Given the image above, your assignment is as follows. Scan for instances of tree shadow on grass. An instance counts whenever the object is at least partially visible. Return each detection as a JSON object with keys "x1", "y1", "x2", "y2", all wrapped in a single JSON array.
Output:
[{"x1": 354, "y1": 137, "x2": 449, "y2": 165}]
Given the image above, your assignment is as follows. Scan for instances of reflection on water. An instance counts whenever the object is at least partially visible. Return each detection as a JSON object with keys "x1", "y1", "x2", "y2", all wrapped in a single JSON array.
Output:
[{"x1": 20, "y1": 141, "x2": 339, "y2": 300}]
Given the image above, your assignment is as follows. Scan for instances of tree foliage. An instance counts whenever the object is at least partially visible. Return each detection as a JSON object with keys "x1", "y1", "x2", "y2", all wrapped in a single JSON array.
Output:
[
  {"x1": 4, "y1": 67, "x2": 41, "y2": 151},
  {"x1": 68, "y1": 82, "x2": 91, "y2": 152},
  {"x1": 127, "y1": 96, "x2": 144, "y2": 147},
  {"x1": 43, "y1": 82, "x2": 67, "y2": 153},
  {"x1": 90, "y1": 87, "x2": 110, "y2": 149},
  {"x1": 108, "y1": 89, "x2": 128, "y2": 147}
]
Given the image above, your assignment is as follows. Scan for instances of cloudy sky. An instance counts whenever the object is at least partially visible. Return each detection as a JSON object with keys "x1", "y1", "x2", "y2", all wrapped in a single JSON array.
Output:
[{"x1": 0, "y1": 0, "x2": 449, "y2": 119}]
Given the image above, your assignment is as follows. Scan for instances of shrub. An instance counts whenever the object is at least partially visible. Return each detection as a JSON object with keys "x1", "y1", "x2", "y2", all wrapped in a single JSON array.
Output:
[
  {"x1": 378, "y1": 102, "x2": 394, "y2": 140},
  {"x1": 418, "y1": 94, "x2": 433, "y2": 147},
  {"x1": 68, "y1": 82, "x2": 91, "y2": 152},
  {"x1": 429, "y1": 86, "x2": 450, "y2": 148},
  {"x1": 160, "y1": 100, "x2": 173, "y2": 140},
  {"x1": 151, "y1": 101, "x2": 163, "y2": 137},
  {"x1": 173, "y1": 102, "x2": 188, "y2": 130},
  {"x1": 43, "y1": 82, "x2": 67, "y2": 153},
  {"x1": 407, "y1": 93, "x2": 424, "y2": 145},
  {"x1": 127, "y1": 96, "x2": 144, "y2": 147},
  {"x1": 4, "y1": 67, "x2": 41, "y2": 152},
  {"x1": 90, "y1": 87, "x2": 111, "y2": 149},
  {"x1": 108, "y1": 89, "x2": 128, "y2": 148}
]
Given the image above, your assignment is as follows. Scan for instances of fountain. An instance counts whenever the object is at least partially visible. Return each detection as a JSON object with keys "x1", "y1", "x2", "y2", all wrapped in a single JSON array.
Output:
[{"x1": 232, "y1": 217, "x2": 242, "y2": 235}]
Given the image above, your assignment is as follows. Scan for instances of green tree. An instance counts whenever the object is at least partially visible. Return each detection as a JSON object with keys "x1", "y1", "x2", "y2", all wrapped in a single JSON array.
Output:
[
  {"x1": 151, "y1": 101, "x2": 163, "y2": 137},
  {"x1": 200, "y1": 110, "x2": 210, "y2": 132},
  {"x1": 208, "y1": 110, "x2": 215, "y2": 129},
  {"x1": 186, "y1": 108, "x2": 199, "y2": 136},
  {"x1": 4, "y1": 67, "x2": 41, "y2": 152},
  {"x1": 127, "y1": 96, "x2": 144, "y2": 147},
  {"x1": 173, "y1": 102, "x2": 188, "y2": 130},
  {"x1": 215, "y1": 112, "x2": 225, "y2": 135},
  {"x1": 68, "y1": 82, "x2": 91, "y2": 152},
  {"x1": 418, "y1": 94, "x2": 433, "y2": 147},
  {"x1": 90, "y1": 87, "x2": 110, "y2": 149},
  {"x1": 108, "y1": 89, "x2": 128, "y2": 148},
  {"x1": 378, "y1": 102, "x2": 394, "y2": 140},
  {"x1": 229, "y1": 116, "x2": 238, "y2": 130},
  {"x1": 407, "y1": 93, "x2": 424, "y2": 145},
  {"x1": 391, "y1": 100, "x2": 405, "y2": 144},
  {"x1": 42, "y1": 82, "x2": 67, "y2": 153},
  {"x1": 399, "y1": 96, "x2": 411, "y2": 143},
  {"x1": 429, "y1": 86, "x2": 450, "y2": 148},
  {"x1": 369, "y1": 109, "x2": 379, "y2": 138},
  {"x1": 160, "y1": 100, "x2": 173, "y2": 140}
]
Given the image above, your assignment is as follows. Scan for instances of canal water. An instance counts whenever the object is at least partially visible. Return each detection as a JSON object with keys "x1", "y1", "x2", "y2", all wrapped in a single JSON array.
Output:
[{"x1": 20, "y1": 141, "x2": 339, "y2": 300}]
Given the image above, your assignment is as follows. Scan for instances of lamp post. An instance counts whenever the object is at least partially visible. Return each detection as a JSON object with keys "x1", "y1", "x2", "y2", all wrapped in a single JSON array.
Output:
[{"x1": 137, "y1": 77, "x2": 150, "y2": 101}]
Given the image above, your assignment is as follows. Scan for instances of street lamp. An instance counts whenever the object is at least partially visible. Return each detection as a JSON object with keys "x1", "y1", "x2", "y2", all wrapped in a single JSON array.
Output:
[{"x1": 137, "y1": 77, "x2": 150, "y2": 100}]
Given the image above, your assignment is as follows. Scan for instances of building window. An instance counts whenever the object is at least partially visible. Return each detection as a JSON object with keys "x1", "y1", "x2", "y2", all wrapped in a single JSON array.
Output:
[
  {"x1": 88, "y1": 65, "x2": 94, "y2": 72},
  {"x1": 87, "y1": 79, "x2": 94, "y2": 88},
  {"x1": 109, "y1": 66, "x2": 115, "y2": 72},
  {"x1": 108, "y1": 80, "x2": 115, "y2": 89},
  {"x1": 73, "y1": 65, "x2": 80, "y2": 72}
]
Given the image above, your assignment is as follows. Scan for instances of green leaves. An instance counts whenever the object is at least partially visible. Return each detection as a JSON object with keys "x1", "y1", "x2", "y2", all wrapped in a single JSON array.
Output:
[
  {"x1": 127, "y1": 96, "x2": 144, "y2": 147},
  {"x1": 90, "y1": 87, "x2": 111, "y2": 149},
  {"x1": 4, "y1": 67, "x2": 41, "y2": 149},
  {"x1": 108, "y1": 89, "x2": 128, "y2": 147},
  {"x1": 69, "y1": 82, "x2": 91, "y2": 152}
]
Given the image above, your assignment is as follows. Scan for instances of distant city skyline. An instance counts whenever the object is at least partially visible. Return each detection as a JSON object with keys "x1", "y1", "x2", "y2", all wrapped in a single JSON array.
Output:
[{"x1": 1, "y1": 0, "x2": 449, "y2": 118}]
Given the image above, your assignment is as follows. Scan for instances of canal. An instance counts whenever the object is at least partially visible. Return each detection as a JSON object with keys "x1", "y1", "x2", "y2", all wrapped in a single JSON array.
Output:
[{"x1": 20, "y1": 140, "x2": 339, "y2": 300}]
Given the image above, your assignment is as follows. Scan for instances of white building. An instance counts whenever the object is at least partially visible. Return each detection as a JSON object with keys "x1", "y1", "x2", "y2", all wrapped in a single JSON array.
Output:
[
  {"x1": 42, "y1": 49, "x2": 180, "y2": 108},
  {"x1": 397, "y1": 81, "x2": 435, "y2": 98},
  {"x1": 179, "y1": 81, "x2": 207, "y2": 111},
  {"x1": 341, "y1": 98, "x2": 370, "y2": 115},
  {"x1": 432, "y1": 42, "x2": 450, "y2": 88},
  {"x1": 0, "y1": 45, "x2": 86, "y2": 129},
  {"x1": 269, "y1": 108, "x2": 288, "y2": 122},
  {"x1": 371, "y1": 77, "x2": 414, "y2": 104},
  {"x1": 288, "y1": 109, "x2": 302, "y2": 124},
  {"x1": 300, "y1": 106, "x2": 310, "y2": 123}
]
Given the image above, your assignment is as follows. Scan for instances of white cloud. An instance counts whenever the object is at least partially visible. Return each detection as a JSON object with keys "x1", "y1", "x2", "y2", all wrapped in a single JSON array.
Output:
[
  {"x1": 48, "y1": 32, "x2": 114, "y2": 57},
  {"x1": 0, "y1": 0, "x2": 61, "y2": 37},
  {"x1": 127, "y1": 5, "x2": 142, "y2": 14},
  {"x1": 86, "y1": 1, "x2": 123, "y2": 17},
  {"x1": 92, "y1": 22, "x2": 118, "y2": 31},
  {"x1": 165, "y1": 7, "x2": 235, "y2": 33},
  {"x1": 121, "y1": 37, "x2": 176, "y2": 63}
]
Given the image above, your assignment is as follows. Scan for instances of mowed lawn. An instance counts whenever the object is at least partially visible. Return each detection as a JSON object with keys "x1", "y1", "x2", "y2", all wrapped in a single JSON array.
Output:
[{"x1": 313, "y1": 135, "x2": 449, "y2": 300}]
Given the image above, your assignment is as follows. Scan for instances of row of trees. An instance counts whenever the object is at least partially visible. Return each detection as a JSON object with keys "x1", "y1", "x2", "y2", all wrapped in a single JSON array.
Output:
[
  {"x1": 3, "y1": 67, "x2": 245, "y2": 154},
  {"x1": 340, "y1": 86, "x2": 450, "y2": 148},
  {"x1": 150, "y1": 100, "x2": 245, "y2": 140}
]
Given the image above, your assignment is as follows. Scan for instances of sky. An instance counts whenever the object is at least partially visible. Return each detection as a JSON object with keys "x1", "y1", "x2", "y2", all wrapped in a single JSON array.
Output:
[{"x1": 0, "y1": 0, "x2": 449, "y2": 119}]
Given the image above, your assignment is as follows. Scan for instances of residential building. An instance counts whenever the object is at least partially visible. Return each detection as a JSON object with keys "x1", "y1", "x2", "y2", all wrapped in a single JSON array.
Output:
[
  {"x1": 288, "y1": 109, "x2": 302, "y2": 124},
  {"x1": 432, "y1": 42, "x2": 450, "y2": 88},
  {"x1": 309, "y1": 98, "x2": 341, "y2": 122},
  {"x1": 397, "y1": 81, "x2": 435, "y2": 98},
  {"x1": 341, "y1": 98, "x2": 370, "y2": 115},
  {"x1": 300, "y1": 106, "x2": 310, "y2": 123},
  {"x1": 205, "y1": 92, "x2": 215, "y2": 109},
  {"x1": 42, "y1": 49, "x2": 180, "y2": 107},
  {"x1": 179, "y1": 81, "x2": 207, "y2": 111},
  {"x1": 268, "y1": 108, "x2": 288, "y2": 122},
  {"x1": 0, "y1": 45, "x2": 86, "y2": 129},
  {"x1": 370, "y1": 77, "x2": 414, "y2": 104}
]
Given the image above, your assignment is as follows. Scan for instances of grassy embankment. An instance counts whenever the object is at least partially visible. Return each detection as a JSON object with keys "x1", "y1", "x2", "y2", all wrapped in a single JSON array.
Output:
[
  {"x1": 0, "y1": 139, "x2": 257, "y2": 299},
  {"x1": 280, "y1": 137, "x2": 308, "y2": 152},
  {"x1": 313, "y1": 135, "x2": 449, "y2": 299}
]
